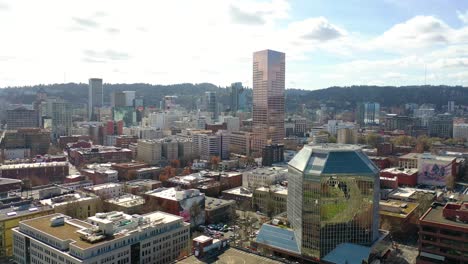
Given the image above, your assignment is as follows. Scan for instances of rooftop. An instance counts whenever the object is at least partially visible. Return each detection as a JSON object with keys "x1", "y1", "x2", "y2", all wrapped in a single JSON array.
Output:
[
  {"x1": 85, "y1": 182, "x2": 122, "y2": 191},
  {"x1": 40, "y1": 193, "x2": 96, "y2": 207},
  {"x1": 222, "y1": 187, "x2": 253, "y2": 197},
  {"x1": 322, "y1": 243, "x2": 371, "y2": 264},
  {"x1": 0, "y1": 177, "x2": 22, "y2": 185},
  {"x1": 0, "y1": 203, "x2": 53, "y2": 221},
  {"x1": 421, "y1": 202, "x2": 468, "y2": 229},
  {"x1": 289, "y1": 143, "x2": 379, "y2": 176},
  {"x1": 380, "y1": 200, "x2": 419, "y2": 218},
  {"x1": 145, "y1": 187, "x2": 203, "y2": 201},
  {"x1": 0, "y1": 161, "x2": 68, "y2": 170},
  {"x1": 256, "y1": 224, "x2": 300, "y2": 254},
  {"x1": 381, "y1": 167, "x2": 418, "y2": 175},
  {"x1": 205, "y1": 197, "x2": 235, "y2": 211},
  {"x1": 19, "y1": 211, "x2": 184, "y2": 250},
  {"x1": 256, "y1": 185, "x2": 288, "y2": 195},
  {"x1": 105, "y1": 194, "x2": 145, "y2": 207}
]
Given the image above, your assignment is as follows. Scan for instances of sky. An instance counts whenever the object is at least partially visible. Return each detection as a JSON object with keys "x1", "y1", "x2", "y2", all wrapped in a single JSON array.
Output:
[{"x1": 1, "y1": 0, "x2": 468, "y2": 89}]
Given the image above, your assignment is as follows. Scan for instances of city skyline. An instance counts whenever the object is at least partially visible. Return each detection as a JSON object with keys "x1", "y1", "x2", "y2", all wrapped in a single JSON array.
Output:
[{"x1": 0, "y1": 0, "x2": 467, "y2": 89}]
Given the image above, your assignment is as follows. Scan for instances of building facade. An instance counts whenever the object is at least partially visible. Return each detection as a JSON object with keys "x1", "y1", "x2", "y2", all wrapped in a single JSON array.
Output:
[
  {"x1": 13, "y1": 211, "x2": 190, "y2": 264},
  {"x1": 252, "y1": 49, "x2": 285, "y2": 153},
  {"x1": 88, "y1": 78, "x2": 103, "y2": 121},
  {"x1": 287, "y1": 144, "x2": 380, "y2": 261}
]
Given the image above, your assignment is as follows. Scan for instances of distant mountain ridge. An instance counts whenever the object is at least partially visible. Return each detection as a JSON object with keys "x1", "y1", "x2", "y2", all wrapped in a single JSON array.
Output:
[{"x1": 0, "y1": 83, "x2": 466, "y2": 111}]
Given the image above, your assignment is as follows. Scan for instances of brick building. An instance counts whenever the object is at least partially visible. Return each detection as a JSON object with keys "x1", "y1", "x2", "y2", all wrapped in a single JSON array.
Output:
[{"x1": 0, "y1": 162, "x2": 69, "y2": 186}]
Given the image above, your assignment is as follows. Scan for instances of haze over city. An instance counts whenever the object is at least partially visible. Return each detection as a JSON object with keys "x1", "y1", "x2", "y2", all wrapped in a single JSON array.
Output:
[{"x1": 1, "y1": 0, "x2": 468, "y2": 88}]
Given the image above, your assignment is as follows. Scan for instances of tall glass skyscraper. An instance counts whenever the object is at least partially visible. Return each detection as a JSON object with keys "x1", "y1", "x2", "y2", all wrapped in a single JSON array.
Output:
[
  {"x1": 88, "y1": 78, "x2": 103, "y2": 121},
  {"x1": 252, "y1": 49, "x2": 285, "y2": 153},
  {"x1": 205, "y1": 91, "x2": 218, "y2": 121},
  {"x1": 356, "y1": 102, "x2": 380, "y2": 126},
  {"x1": 287, "y1": 144, "x2": 380, "y2": 260}
]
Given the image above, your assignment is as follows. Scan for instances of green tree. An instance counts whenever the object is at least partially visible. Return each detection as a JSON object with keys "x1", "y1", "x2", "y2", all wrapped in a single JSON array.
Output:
[{"x1": 365, "y1": 133, "x2": 381, "y2": 148}]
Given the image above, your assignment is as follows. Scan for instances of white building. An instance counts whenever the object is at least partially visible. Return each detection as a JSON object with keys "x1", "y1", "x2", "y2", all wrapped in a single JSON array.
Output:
[
  {"x1": 242, "y1": 167, "x2": 288, "y2": 189},
  {"x1": 192, "y1": 132, "x2": 229, "y2": 160},
  {"x1": 220, "y1": 116, "x2": 240, "y2": 132},
  {"x1": 453, "y1": 123, "x2": 468, "y2": 140},
  {"x1": 13, "y1": 211, "x2": 190, "y2": 264},
  {"x1": 84, "y1": 182, "x2": 124, "y2": 198},
  {"x1": 326, "y1": 120, "x2": 355, "y2": 136}
]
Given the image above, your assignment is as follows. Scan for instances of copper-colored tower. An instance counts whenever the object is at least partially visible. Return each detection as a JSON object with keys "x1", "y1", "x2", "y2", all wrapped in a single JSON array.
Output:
[{"x1": 252, "y1": 49, "x2": 285, "y2": 153}]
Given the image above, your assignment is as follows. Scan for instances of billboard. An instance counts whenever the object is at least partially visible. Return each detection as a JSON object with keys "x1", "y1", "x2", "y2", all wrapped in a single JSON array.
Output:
[{"x1": 418, "y1": 160, "x2": 452, "y2": 187}]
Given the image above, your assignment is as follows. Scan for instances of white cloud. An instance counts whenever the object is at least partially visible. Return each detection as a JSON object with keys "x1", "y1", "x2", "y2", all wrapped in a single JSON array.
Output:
[{"x1": 457, "y1": 10, "x2": 468, "y2": 24}]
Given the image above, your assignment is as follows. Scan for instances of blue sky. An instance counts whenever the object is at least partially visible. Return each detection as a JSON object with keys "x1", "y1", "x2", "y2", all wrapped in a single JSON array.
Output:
[{"x1": 0, "y1": 0, "x2": 468, "y2": 89}]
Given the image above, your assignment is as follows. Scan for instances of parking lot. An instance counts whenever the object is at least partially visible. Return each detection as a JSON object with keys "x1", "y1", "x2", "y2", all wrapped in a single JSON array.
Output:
[{"x1": 177, "y1": 248, "x2": 282, "y2": 264}]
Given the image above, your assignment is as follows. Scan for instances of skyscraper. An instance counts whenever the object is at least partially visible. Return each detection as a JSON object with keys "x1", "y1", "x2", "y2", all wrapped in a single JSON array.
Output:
[
  {"x1": 287, "y1": 144, "x2": 380, "y2": 260},
  {"x1": 252, "y1": 49, "x2": 285, "y2": 153},
  {"x1": 230, "y1": 82, "x2": 244, "y2": 113},
  {"x1": 88, "y1": 78, "x2": 103, "y2": 121},
  {"x1": 205, "y1": 91, "x2": 218, "y2": 121},
  {"x1": 111, "y1": 91, "x2": 136, "y2": 107},
  {"x1": 356, "y1": 102, "x2": 380, "y2": 126}
]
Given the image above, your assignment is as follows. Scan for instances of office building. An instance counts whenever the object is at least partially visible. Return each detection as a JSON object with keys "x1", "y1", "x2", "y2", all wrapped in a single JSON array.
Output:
[
  {"x1": 192, "y1": 132, "x2": 229, "y2": 160},
  {"x1": 103, "y1": 194, "x2": 146, "y2": 215},
  {"x1": 417, "y1": 202, "x2": 468, "y2": 264},
  {"x1": 80, "y1": 163, "x2": 118, "y2": 184},
  {"x1": 13, "y1": 211, "x2": 190, "y2": 264},
  {"x1": 161, "y1": 95, "x2": 177, "y2": 110},
  {"x1": 428, "y1": 114, "x2": 453, "y2": 138},
  {"x1": 205, "y1": 91, "x2": 218, "y2": 121},
  {"x1": 287, "y1": 144, "x2": 380, "y2": 260},
  {"x1": 262, "y1": 144, "x2": 284, "y2": 166},
  {"x1": 0, "y1": 128, "x2": 50, "y2": 156},
  {"x1": 453, "y1": 123, "x2": 468, "y2": 140},
  {"x1": 137, "y1": 140, "x2": 162, "y2": 165},
  {"x1": 414, "y1": 107, "x2": 435, "y2": 127},
  {"x1": 41, "y1": 98, "x2": 72, "y2": 138},
  {"x1": 337, "y1": 128, "x2": 358, "y2": 144},
  {"x1": 88, "y1": 78, "x2": 103, "y2": 121},
  {"x1": 6, "y1": 108, "x2": 38, "y2": 129},
  {"x1": 448, "y1": 100, "x2": 455, "y2": 112},
  {"x1": 219, "y1": 116, "x2": 240, "y2": 132},
  {"x1": 113, "y1": 106, "x2": 137, "y2": 127},
  {"x1": 228, "y1": 131, "x2": 252, "y2": 156},
  {"x1": 111, "y1": 91, "x2": 136, "y2": 107},
  {"x1": 252, "y1": 49, "x2": 285, "y2": 152},
  {"x1": 68, "y1": 145, "x2": 132, "y2": 166},
  {"x1": 230, "y1": 82, "x2": 247, "y2": 113},
  {"x1": 356, "y1": 102, "x2": 380, "y2": 126},
  {"x1": 0, "y1": 203, "x2": 53, "y2": 258}
]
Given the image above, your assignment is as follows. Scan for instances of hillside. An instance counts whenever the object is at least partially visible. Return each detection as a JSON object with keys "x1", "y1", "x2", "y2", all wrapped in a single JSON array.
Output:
[{"x1": 1, "y1": 84, "x2": 466, "y2": 111}]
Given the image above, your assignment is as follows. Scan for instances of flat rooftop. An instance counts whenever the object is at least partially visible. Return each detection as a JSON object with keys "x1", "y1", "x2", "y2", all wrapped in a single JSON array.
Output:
[
  {"x1": 146, "y1": 187, "x2": 203, "y2": 201},
  {"x1": 105, "y1": 194, "x2": 145, "y2": 207},
  {"x1": 222, "y1": 187, "x2": 252, "y2": 197},
  {"x1": 0, "y1": 204, "x2": 53, "y2": 221},
  {"x1": 421, "y1": 203, "x2": 468, "y2": 229},
  {"x1": 85, "y1": 182, "x2": 122, "y2": 191},
  {"x1": 380, "y1": 200, "x2": 419, "y2": 218},
  {"x1": 177, "y1": 248, "x2": 282, "y2": 264},
  {"x1": 20, "y1": 211, "x2": 183, "y2": 250},
  {"x1": 381, "y1": 167, "x2": 418, "y2": 175},
  {"x1": 205, "y1": 197, "x2": 234, "y2": 211},
  {"x1": 0, "y1": 161, "x2": 68, "y2": 170}
]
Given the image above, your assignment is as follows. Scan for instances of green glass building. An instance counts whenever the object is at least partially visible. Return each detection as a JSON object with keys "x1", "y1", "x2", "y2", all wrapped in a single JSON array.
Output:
[{"x1": 287, "y1": 144, "x2": 380, "y2": 260}]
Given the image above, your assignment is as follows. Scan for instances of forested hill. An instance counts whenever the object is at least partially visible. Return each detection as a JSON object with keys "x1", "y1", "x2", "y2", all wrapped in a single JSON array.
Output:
[
  {"x1": 0, "y1": 83, "x2": 466, "y2": 111},
  {"x1": 286, "y1": 85, "x2": 468, "y2": 110}
]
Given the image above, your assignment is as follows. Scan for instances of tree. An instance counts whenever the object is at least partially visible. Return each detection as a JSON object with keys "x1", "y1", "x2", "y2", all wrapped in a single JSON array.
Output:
[
  {"x1": 328, "y1": 135, "x2": 337, "y2": 143},
  {"x1": 170, "y1": 159, "x2": 181, "y2": 168},
  {"x1": 181, "y1": 166, "x2": 191, "y2": 175},
  {"x1": 365, "y1": 133, "x2": 381, "y2": 148},
  {"x1": 211, "y1": 156, "x2": 220, "y2": 170},
  {"x1": 391, "y1": 135, "x2": 415, "y2": 146}
]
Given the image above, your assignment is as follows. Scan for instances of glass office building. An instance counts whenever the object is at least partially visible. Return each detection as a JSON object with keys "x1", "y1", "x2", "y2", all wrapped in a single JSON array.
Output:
[
  {"x1": 252, "y1": 49, "x2": 285, "y2": 152},
  {"x1": 287, "y1": 144, "x2": 380, "y2": 260}
]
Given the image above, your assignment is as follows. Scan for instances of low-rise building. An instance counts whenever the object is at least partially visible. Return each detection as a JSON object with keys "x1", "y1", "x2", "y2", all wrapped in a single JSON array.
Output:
[
  {"x1": 0, "y1": 203, "x2": 53, "y2": 258},
  {"x1": 242, "y1": 167, "x2": 287, "y2": 189},
  {"x1": 380, "y1": 199, "x2": 419, "y2": 239},
  {"x1": 80, "y1": 163, "x2": 118, "y2": 184},
  {"x1": 69, "y1": 145, "x2": 132, "y2": 166},
  {"x1": 13, "y1": 211, "x2": 190, "y2": 264},
  {"x1": 253, "y1": 185, "x2": 288, "y2": 216},
  {"x1": 221, "y1": 187, "x2": 252, "y2": 208},
  {"x1": 124, "y1": 179, "x2": 162, "y2": 195},
  {"x1": 84, "y1": 182, "x2": 124, "y2": 198},
  {"x1": 417, "y1": 202, "x2": 468, "y2": 264},
  {"x1": 104, "y1": 194, "x2": 146, "y2": 214},
  {"x1": 205, "y1": 197, "x2": 236, "y2": 224},
  {"x1": 111, "y1": 161, "x2": 149, "y2": 181},
  {"x1": 380, "y1": 167, "x2": 419, "y2": 187},
  {"x1": 40, "y1": 192, "x2": 101, "y2": 220},
  {"x1": 0, "y1": 162, "x2": 69, "y2": 186},
  {"x1": 144, "y1": 187, "x2": 205, "y2": 227}
]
